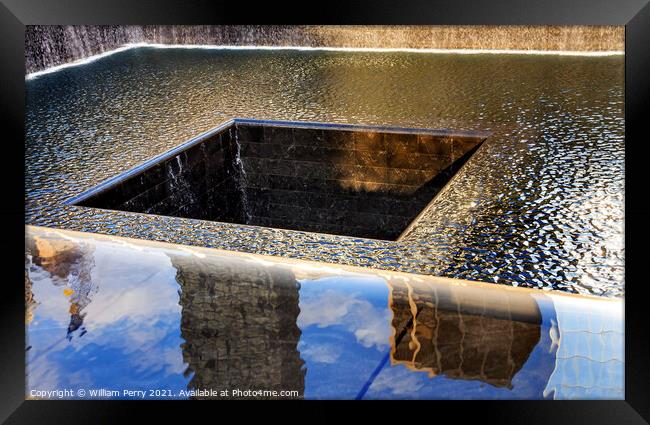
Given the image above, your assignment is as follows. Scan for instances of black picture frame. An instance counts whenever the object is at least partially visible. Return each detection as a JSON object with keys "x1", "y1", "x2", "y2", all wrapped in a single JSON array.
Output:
[{"x1": 1, "y1": 0, "x2": 648, "y2": 422}]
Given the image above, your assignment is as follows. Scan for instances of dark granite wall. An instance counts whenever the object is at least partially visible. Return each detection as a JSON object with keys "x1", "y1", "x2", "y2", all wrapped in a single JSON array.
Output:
[
  {"x1": 78, "y1": 126, "x2": 244, "y2": 222},
  {"x1": 237, "y1": 123, "x2": 484, "y2": 239},
  {"x1": 76, "y1": 121, "x2": 485, "y2": 241}
]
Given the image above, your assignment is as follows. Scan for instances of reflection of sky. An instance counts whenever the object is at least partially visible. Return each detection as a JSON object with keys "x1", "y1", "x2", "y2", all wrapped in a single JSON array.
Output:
[
  {"x1": 541, "y1": 295, "x2": 624, "y2": 399},
  {"x1": 296, "y1": 276, "x2": 623, "y2": 399},
  {"x1": 296, "y1": 275, "x2": 558, "y2": 400},
  {"x1": 27, "y1": 241, "x2": 190, "y2": 399},
  {"x1": 26, "y1": 235, "x2": 624, "y2": 399},
  {"x1": 297, "y1": 275, "x2": 392, "y2": 399}
]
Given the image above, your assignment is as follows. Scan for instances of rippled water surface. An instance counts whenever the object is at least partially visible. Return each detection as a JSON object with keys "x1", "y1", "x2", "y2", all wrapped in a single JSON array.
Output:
[{"x1": 25, "y1": 48, "x2": 624, "y2": 296}]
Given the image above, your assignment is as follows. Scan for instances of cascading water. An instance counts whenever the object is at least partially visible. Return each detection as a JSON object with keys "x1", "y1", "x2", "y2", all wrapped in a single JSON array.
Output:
[
  {"x1": 25, "y1": 25, "x2": 624, "y2": 74},
  {"x1": 164, "y1": 153, "x2": 198, "y2": 207},
  {"x1": 231, "y1": 129, "x2": 251, "y2": 225}
]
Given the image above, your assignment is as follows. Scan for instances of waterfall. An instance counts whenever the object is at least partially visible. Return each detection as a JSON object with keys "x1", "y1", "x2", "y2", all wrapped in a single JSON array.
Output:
[
  {"x1": 231, "y1": 129, "x2": 251, "y2": 225},
  {"x1": 25, "y1": 25, "x2": 624, "y2": 74},
  {"x1": 165, "y1": 152, "x2": 198, "y2": 207}
]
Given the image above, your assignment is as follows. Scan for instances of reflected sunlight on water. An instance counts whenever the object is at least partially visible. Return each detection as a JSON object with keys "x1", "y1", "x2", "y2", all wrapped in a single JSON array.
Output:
[{"x1": 25, "y1": 48, "x2": 624, "y2": 296}]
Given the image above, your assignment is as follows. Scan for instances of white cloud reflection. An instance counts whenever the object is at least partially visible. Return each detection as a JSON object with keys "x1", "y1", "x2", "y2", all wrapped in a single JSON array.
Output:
[
  {"x1": 298, "y1": 276, "x2": 392, "y2": 350},
  {"x1": 27, "y1": 239, "x2": 189, "y2": 392},
  {"x1": 299, "y1": 343, "x2": 343, "y2": 364}
]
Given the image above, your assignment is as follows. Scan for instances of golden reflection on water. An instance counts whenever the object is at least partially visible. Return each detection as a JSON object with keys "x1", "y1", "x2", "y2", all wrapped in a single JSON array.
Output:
[
  {"x1": 26, "y1": 49, "x2": 625, "y2": 295},
  {"x1": 387, "y1": 277, "x2": 542, "y2": 388}
]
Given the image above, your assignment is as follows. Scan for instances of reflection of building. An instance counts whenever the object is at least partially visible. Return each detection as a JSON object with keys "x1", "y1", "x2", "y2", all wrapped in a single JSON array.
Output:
[
  {"x1": 25, "y1": 267, "x2": 36, "y2": 325},
  {"x1": 169, "y1": 255, "x2": 305, "y2": 399},
  {"x1": 388, "y1": 279, "x2": 542, "y2": 389},
  {"x1": 26, "y1": 235, "x2": 96, "y2": 338}
]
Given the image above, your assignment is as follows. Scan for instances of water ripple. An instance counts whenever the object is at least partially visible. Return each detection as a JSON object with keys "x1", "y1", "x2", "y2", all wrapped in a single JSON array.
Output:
[{"x1": 25, "y1": 48, "x2": 624, "y2": 297}]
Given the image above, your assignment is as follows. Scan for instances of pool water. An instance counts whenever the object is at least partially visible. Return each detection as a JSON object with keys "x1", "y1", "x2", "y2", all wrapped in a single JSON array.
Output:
[{"x1": 25, "y1": 48, "x2": 624, "y2": 296}]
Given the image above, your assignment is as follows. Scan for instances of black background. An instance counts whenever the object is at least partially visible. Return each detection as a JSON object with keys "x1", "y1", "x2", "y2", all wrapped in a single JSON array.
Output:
[{"x1": 1, "y1": 0, "x2": 648, "y2": 422}]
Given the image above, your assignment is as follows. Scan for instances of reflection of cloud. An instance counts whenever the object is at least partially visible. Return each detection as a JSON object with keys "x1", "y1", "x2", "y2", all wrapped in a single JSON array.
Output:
[
  {"x1": 115, "y1": 327, "x2": 187, "y2": 377},
  {"x1": 27, "y1": 238, "x2": 188, "y2": 391},
  {"x1": 354, "y1": 324, "x2": 387, "y2": 349},
  {"x1": 82, "y1": 270, "x2": 178, "y2": 328},
  {"x1": 27, "y1": 266, "x2": 72, "y2": 326},
  {"x1": 300, "y1": 343, "x2": 343, "y2": 364},
  {"x1": 299, "y1": 290, "x2": 354, "y2": 328},
  {"x1": 66, "y1": 369, "x2": 92, "y2": 388},
  {"x1": 369, "y1": 365, "x2": 425, "y2": 396},
  {"x1": 29, "y1": 244, "x2": 181, "y2": 330},
  {"x1": 73, "y1": 246, "x2": 186, "y2": 378},
  {"x1": 298, "y1": 283, "x2": 391, "y2": 350},
  {"x1": 27, "y1": 357, "x2": 62, "y2": 394}
]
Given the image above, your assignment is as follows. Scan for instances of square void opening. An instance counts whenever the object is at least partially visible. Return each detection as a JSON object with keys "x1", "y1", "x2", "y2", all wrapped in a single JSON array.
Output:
[{"x1": 74, "y1": 120, "x2": 486, "y2": 241}]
